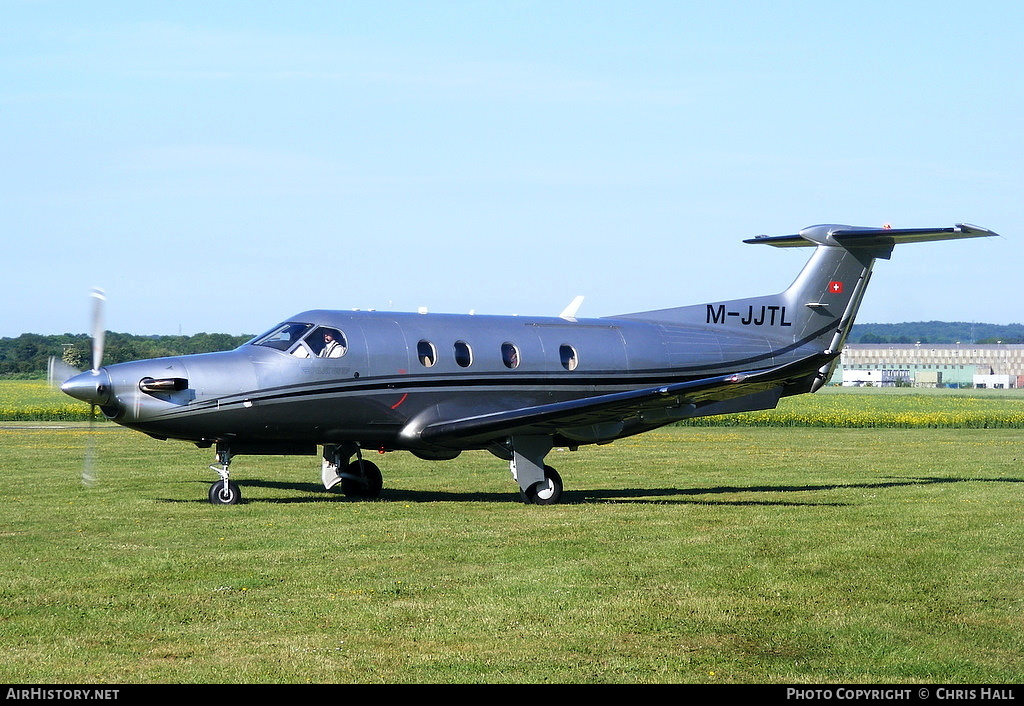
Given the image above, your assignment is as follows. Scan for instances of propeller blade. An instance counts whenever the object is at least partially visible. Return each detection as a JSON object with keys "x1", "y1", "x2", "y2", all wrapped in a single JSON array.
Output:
[
  {"x1": 47, "y1": 356, "x2": 81, "y2": 388},
  {"x1": 90, "y1": 287, "x2": 106, "y2": 372},
  {"x1": 86, "y1": 288, "x2": 106, "y2": 485},
  {"x1": 83, "y1": 404, "x2": 98, "y2": 487}
]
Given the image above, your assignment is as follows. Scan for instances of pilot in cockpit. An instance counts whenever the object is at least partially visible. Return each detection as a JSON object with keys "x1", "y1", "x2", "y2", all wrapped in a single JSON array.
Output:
[{"x1": 319, "y1": 329, "x2": 346, "y2": 358}]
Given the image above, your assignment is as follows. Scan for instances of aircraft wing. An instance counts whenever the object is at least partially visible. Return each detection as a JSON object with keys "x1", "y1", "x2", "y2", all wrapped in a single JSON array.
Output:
[{"x1": 413, "y1": 353, "x2": 835, "y2": 446}]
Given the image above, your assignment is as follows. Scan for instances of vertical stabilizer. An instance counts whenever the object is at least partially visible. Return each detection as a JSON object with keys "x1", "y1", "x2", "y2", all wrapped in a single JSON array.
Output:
[
  {"x1": 744, "y1": 223, "x2": 996, "y2": 388},
  {"x1": 615, "y1": 224, "x2": 996, "y2": 387}
]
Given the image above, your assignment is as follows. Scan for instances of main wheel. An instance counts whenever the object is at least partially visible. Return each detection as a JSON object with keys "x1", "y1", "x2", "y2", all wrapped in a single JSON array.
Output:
[
  {"x1": 521, "y1": 465, "x2": 562, "y2": 505},
  {"x1": 209, "y1": 480, "x2": 242, "y2": 505},
  {"x1": 341, "y1": 459, "x2": 383, "y2": 498}
]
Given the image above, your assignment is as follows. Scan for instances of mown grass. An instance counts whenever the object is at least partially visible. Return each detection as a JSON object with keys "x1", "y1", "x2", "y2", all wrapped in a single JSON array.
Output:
[{"x1": 1, "y1": 423, "x2": 1022, "y2": 683}]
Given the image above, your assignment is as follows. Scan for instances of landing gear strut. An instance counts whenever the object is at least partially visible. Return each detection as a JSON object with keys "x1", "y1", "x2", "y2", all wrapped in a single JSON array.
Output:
[
  {"x1": 322, "y1": 444, "x2": 384, "y2": 499},
  {"x1": 208, "y1": 447, "x2": 242, "y2": 505},
  {"x1": 509, "y1": 435, "x2": 563, "y2": 505}
]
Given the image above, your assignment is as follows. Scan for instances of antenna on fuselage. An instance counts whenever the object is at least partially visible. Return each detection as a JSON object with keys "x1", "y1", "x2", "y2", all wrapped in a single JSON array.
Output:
[{"x1": 559, "y1": 295, "x2": 584, "y2": 321}]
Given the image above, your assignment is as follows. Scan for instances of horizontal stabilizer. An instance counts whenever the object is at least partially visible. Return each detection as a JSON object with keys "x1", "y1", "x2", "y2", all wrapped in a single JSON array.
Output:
[{"x1": 744, "y1": 223, "x2": 998, "y2": 248}]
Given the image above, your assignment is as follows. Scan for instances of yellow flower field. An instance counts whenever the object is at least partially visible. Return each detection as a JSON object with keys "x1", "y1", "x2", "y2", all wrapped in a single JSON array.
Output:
[
  {"x1": 0, "y1": 379, "x2": 95, "y2": 421},
  {"x1": 683, "y1": 387, "x2": 1024, "y2": 428}
]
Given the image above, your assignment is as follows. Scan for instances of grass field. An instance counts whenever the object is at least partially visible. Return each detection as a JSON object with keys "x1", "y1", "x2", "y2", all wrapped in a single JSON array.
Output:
[{"x1": 1, "y1": 419, "x2": 1022, "y2": 683}]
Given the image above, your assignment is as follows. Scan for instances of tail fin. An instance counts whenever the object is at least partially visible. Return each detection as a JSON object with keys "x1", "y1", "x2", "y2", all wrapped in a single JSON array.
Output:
[
  {"x1": 749, "y1": 224, "x2": 996, "y2": 387},
  {"x1": 617, "y1": 223, "x2": 996, "y2": 388}
]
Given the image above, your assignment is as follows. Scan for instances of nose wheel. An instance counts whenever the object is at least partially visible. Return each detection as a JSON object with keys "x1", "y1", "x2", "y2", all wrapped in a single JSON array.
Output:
[
  {"x1": 209, "y1": 479, "x2": 242, "y2": 505},
  {"x1": 208, "y1": 446, "x2": 242, "y2": 504}
]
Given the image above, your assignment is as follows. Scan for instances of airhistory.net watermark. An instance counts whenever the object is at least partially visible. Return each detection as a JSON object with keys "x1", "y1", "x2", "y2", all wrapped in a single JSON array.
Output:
[{"x1": 5, "y1": 689, "x2": 119, "y2": 701}]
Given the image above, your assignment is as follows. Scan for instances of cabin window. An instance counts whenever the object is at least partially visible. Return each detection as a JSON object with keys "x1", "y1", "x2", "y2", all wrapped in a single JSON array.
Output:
[
  {"x1": 501, "y1": 342, "x2": 520, "y2": 369},
  {"x1": 454, "y1": 340, "x2": 473, "y2": 368},
  {"x1": 417, "y1": 340, "x2": 437, "y2": 367},
  {"x1": 559, "y1": 344, "x2": 578, "y2": 371}
]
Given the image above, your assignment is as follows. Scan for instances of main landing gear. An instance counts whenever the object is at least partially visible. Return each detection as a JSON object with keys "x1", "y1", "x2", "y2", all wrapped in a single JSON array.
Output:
[
  {"x1": 509, "y1": 435, "x2": 563, "y2": 505},
  {"x1": 519, "y1": 465, "x2": 563, "y2": 505},
  {"x1": 322, "y1": 443, "x2": 384, "y2": 499}
]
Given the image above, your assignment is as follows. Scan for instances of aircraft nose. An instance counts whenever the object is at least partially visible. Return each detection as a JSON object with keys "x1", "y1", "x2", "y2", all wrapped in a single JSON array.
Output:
[{"x1": 61, "y1": 370, "x2": 112, "y2": 406}]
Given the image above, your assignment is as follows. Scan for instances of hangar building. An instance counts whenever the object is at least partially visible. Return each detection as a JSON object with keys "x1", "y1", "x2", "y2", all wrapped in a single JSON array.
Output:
[{"x1": 834, "y1": 344, "x2": 1024, "y2": 388}]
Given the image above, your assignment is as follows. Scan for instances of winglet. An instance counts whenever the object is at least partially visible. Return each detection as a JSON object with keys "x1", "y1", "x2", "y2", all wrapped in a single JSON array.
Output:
[{"x1": 560, "y1": 295, "x2": 585, "y2": 321}]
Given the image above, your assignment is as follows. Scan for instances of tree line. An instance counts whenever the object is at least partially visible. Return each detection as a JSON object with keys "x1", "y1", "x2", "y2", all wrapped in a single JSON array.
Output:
[
  {"x1": 851, "y1": 321, "x2": 1024, "y2": 345},
  {"x1": 0, "y1": 332, "x2": 253, "y2": 377}
]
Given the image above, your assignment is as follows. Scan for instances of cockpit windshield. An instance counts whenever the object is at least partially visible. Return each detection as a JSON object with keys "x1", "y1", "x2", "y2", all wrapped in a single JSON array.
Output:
[{"x1": 251, "y1": 322, "x2": 313, "y2": 351}]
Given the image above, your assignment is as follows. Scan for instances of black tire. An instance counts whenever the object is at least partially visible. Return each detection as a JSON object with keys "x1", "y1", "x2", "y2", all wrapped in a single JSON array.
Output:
[
  {"x1": 209, "y1": 480, "x2": 242, "y2": 505},
  {"x1": 522, "y1": 465, "x2": 562, "y2": 505},
  {"x1": 341, "y1": 459, "x2": 383, "y2": 498}
]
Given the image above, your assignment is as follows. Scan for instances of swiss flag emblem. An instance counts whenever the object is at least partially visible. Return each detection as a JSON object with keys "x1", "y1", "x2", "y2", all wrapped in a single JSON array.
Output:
[{"x1": 828, "y1": 281, "x2": 844, "y2": 294}]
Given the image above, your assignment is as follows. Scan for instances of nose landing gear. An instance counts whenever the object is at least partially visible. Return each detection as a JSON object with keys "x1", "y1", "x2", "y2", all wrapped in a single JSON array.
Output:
[{"x1": 209, "y1": 447, "x2": 242, "y2": 505}]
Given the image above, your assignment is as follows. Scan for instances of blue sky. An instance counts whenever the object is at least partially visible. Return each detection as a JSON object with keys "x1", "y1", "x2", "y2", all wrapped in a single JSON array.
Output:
[{"x1": 2, "y1": 1, "x2": 1020, "y2": 338}]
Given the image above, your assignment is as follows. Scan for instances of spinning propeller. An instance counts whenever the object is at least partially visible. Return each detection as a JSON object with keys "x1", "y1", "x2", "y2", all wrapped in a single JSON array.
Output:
[{"x1": 48, "y1": 288, "x2": 108, "y2": 486}]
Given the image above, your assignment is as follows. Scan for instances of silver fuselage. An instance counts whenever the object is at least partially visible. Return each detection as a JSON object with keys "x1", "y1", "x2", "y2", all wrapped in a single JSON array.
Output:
[{"x1": 91, "y1": 304, "x2": 820, "y2": 453}]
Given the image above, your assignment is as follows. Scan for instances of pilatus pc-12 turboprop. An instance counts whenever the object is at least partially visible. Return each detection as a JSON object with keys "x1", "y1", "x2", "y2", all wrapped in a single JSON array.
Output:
[{"x1": 57, "y1": 223, "x2": 996, "y2": 505}]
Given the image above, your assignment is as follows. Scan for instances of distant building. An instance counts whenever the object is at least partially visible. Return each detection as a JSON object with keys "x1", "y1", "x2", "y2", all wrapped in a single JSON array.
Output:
[
  {"x1": 841, "y1": 368, "x2": 912, "y2": 387},
  {"x1": 973, "y1": 374, "x2": 1016, "y2": 390},
  {"x1": 835, "y1": 344, "x2": 1024, "y2": 388}
]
